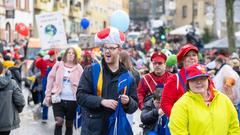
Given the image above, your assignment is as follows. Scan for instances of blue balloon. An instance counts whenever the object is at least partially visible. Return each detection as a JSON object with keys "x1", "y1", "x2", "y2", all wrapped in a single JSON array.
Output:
[
  {"x1": 80, "y1": 18, "x2": 90, "y2": 29},
  {"x1": 110, "y1": 10, "x2": 130, "y2": 32}
]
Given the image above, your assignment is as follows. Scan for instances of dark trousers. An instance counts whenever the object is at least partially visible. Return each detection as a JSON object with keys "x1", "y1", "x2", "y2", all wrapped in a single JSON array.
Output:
[
  {"x1": 53, "y1": 100, "x2": 77, "y2": 135},
  {"x1": 32, "y1": 90, "x2": 40, "y2": 104},
  {"x1": 0, "y1": 131, "x2": 10, "y2": 135}
]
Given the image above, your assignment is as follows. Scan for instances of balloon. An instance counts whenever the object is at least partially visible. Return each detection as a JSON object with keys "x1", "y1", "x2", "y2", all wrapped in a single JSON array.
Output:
[
  {"x1": 110, "y1": 10, "x2": 130, "y2": 32},
  {"x1": 166, "y1": 54, "x2": 177, "y2": 67},
  {"x1": 15, "y1": 23, "x2": 29, "y2": 36},
  {"x1": 80, "y1": 18, "x2": 90, "y2": 29}
]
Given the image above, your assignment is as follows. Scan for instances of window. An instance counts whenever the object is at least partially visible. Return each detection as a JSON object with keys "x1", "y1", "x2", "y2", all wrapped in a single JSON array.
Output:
[
  {"x1": 193, "y1": 3, "x2": 197, "y2": 16},
  {"x1": 63, "y1": 0, "x2": 67, "y2": 5},
  {"x1": 5, "y1": 23, "x2": 11, "y2": 43},
  {"x1": 25, "y1": 0, "x2": 29, "y2": 10},
  {"x1": 29, "y1": 24, "x2": 33, "y2": 37},
  {"x1": 103, "y1": 21, "x2": 106, "y2": 28},
  {"x1": 235, "y1": 22, "x2": 240, "y2": 31},
  {"x1": 70, "y1": 0, "x2": 74, "y2": 6},
  {"x1": 16, "y1": 0, "x2": 20, "y2": 9},
  {"x1": 182, "y1": 5, "x2": 187, "y2": 18},
  {"x1": 75, "y1": 2, "x2": 81, "y2": 10},
  {"x1": 20, "y1": 0, "x2": 25, "y2": 9},
  {"x1": 204, "y1": 2, "x2": 213, "y2": 15}
]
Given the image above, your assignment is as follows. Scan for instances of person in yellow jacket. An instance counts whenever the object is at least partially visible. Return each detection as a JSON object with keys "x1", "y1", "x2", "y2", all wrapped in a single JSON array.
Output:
[{"x1": 169, "y1": 64, "x2": 240, "y2": 135}]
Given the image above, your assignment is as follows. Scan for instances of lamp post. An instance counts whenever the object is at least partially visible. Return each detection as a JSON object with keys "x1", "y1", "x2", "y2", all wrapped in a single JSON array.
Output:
[{"x1": 192, "y1": 0, "x2": 195, "y2": 35}]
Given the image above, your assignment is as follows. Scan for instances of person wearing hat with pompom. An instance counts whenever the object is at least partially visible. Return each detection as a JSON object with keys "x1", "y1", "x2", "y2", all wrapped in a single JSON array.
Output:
[
  {"x1": 76, "y1": 27, "x2": 138, "y2": 135},
  {"x1": 138, "y1": 51, "x2": 172, "y2": 110},
  {"x1": 161, "y1": 43, "x2": 199, "y2": 117},
  {"x1": 169, "y1": 64, "x2": 240, "y2": 135}
]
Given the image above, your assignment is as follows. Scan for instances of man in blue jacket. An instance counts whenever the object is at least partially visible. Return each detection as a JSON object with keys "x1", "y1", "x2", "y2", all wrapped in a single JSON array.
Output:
[{"x1": 76, "y1": 27, "x2": 138, "y2": 135}]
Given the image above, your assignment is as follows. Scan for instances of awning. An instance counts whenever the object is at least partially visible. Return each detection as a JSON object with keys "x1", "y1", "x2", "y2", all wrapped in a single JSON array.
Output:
[
  {"x1": 204, "y1": 31, "x2": 240, "y2": 49},
  {"x1": 28, "y1": 38, "x2": 40, "y2": 48},
  {"x1": 28, "y1": 38, "x2": 66, "y2": 49},
  {"x1": 169, "y1": 25, "x2": 201, "y2": 35},
  {"x1": 204, "y1": 37, "x2": 240, "y2": 49}
]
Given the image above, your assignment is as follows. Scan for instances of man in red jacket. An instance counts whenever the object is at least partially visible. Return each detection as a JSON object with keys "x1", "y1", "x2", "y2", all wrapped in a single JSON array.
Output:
[
  {"x1": 161, "y1": 44, "x2": 199, "y2": 117},
  {"x1": 138, "y1": 51, "x2": 172, "y2": 110}
]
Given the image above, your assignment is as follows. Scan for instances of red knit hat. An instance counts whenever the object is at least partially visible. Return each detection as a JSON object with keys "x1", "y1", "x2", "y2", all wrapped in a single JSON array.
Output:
[
  {"x1": 151, "y1": 52, "x2": 167, "y2": 63},
  {"x1": 186, "y1": 64, "x2": 209, "y2": 80},
  {"x1": 48, "y1": 49, "x2": 55, "y2": 56},
  {"x1": 177, "y1": 43, "x2": 198, "y2": 64}
]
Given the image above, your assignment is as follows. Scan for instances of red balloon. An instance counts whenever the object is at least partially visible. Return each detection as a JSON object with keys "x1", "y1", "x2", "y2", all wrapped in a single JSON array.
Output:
[{"x1": 15, "y1": 23, "x2": 29, "y2": 36}]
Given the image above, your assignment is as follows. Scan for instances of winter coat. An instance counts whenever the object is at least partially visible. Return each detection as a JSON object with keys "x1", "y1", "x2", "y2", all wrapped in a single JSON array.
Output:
[
  {"x1": 138, "y1": 71, "x2": 172, "y2": 110},
  {"x1": 169, "y1": 89, "x2": 240, "y2": 135},
  {"x1": 76, "y1": 59, "x2": 138, "y2": 135},
  {"x1": 8, "y1": 66, "x2": 22, "y2": 87},
  {"x1": 0, "y1": 76, "x2": 25, "y2": 132},
  {"x1": 161, "y1": 67, "x2": 186, "y2": 117},
  {"x1": 141, "y1": 98, "x2": 159, "y2": 134},
  {"x1": 44, "y1": 61, "x2": 83, "y2": 105}
]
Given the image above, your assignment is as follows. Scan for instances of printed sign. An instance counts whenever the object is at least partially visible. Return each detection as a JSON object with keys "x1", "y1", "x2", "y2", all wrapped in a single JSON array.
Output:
[{"x1": 36, "y1": 12, "x2": 67, "y2": 49}]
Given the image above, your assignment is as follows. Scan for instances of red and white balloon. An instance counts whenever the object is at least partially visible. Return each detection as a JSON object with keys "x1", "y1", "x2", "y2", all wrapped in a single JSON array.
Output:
[{"x1": 15, "y1": 23, "x2": 29, "y2": 37}]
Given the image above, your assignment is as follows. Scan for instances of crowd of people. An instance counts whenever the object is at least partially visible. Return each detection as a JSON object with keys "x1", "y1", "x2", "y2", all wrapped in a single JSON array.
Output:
[{"x1": 0, "y1": 25, "x2": 240, "y2": 135}]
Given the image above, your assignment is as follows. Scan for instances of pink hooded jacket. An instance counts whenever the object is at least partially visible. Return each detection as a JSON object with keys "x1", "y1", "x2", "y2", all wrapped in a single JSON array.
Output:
[{"x1": 44, "y1": 61, "x2": 83, "y2": 105}]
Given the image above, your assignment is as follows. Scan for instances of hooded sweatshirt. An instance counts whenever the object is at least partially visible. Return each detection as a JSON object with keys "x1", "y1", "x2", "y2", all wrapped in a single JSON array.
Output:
[{"x1": 0, "y1": 75, "x2": 25, "y2": 131}]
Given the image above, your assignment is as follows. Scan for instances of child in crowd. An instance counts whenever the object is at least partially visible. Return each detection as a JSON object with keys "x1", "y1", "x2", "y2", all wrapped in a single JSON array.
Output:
[{"x1": 140, "y1": 85, "x2": 167, "y2": 135}]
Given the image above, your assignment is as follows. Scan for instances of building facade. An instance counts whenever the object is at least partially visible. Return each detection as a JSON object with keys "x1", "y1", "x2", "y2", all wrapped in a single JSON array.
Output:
[
  {"x1": 0, "y1": 0, "x2": 129, "y2": 44},
  {"x1": 129, "y1": 0, "x2": 150, "y2": 21},
  {"x1": 215, "y1": 0, "x2": 240, "y2": 38},
  {"x1": 84, "y1": 0, "x2": 127, "y2": 34},
  {"x1": 33, "y1": 0, "x2": 83, "y2": 38},
  {"x1": 0, "y1": 0, "x2": 34, "y2": 43},
  {"x1": 173, "y1": 0, "x2": 216, "y2": 34}
]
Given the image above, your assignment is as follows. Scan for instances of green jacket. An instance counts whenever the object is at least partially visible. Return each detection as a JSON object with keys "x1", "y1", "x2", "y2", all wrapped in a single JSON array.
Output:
[{"x1": 169, "y1": 89, "x2": 240, "y2": 135}]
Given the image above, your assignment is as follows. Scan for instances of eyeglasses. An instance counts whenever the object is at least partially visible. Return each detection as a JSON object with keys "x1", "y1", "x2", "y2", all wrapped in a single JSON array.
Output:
[{"x1": 102, "y1": 46, "x2": 119, "y2": 52}]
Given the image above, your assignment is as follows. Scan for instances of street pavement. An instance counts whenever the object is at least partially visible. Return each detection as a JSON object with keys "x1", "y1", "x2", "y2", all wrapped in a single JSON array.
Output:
[{"x1": 10, "y1": 87, "x2": 143, "y2": 135}]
